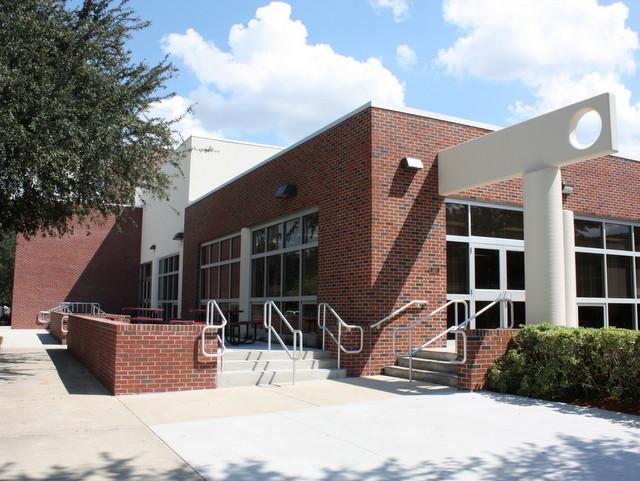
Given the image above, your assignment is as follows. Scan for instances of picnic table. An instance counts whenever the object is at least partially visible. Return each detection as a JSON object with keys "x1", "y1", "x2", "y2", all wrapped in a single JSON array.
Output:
[{"x1": 122, "y1": 307, "x2": 165, "y2": 324}]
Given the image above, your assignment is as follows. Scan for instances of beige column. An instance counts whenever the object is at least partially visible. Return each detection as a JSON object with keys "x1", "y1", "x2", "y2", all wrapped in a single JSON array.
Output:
[
  {"x1": 239, "y1": 227, "x2": 252, "y2": 322},
  {"x1": 563, "y1": 209, "x2": 578, "y2": 327},
  {"x1": 523, "y1": 167, "x2": 566, "y2": 325}
]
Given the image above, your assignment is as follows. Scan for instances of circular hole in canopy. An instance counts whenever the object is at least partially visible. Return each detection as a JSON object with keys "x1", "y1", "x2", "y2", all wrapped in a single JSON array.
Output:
[{"x1": 570, "y1": 110, "x2": 602, "y2": 150}]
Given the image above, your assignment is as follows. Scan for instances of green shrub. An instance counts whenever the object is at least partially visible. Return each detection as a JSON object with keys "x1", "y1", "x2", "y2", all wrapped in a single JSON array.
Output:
[{"x1": 487, "y1": 324, "x2": 640, "y2": 402}]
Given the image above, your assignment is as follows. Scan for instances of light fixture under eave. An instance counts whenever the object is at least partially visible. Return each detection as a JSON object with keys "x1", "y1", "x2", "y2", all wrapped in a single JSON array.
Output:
[
  {"x1": 149, "y1": 244, "x2": 156, "y2": 250},
  {"x1": 275, "y1": 184, "x2": 297, "y2": 199},
  {"x1": 402, "y1": 157, "x2": 424, "y2": 170},
  {"x1": 561, "y1": 183, "x2": 574, "y2": 195},
  {"x1": 173, "y1": 232, "x2": 184, "y2": 241}
]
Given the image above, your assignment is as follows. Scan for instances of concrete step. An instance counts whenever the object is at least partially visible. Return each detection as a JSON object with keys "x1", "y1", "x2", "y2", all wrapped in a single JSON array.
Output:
[
  {"x1": 397, "y1": 356, "x2": 458, "y2": 374},
  {"x1": 222, "y1": 358, "x2": 338, "y2": 372},
  {"x1": 223, "y1": 349, "x2": 331, "y2": 362},
  {"x1": 217, "y1": 368, "x2": 347, "y2": 388},
  {"x1": 413, "y1": 348, "x2": 458, "y2": 362},
  {"x1": 383, "y1": 365, "x2": 457, "y2": 387}
]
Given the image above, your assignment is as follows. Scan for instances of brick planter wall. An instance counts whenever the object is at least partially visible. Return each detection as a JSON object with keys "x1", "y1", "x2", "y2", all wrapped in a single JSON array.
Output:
[
  {"x1": 67, "y1": 315, "x2": 217, "y2": 395},
  {"x1": 457, "y1": 329, "x2": 516, "y2": 391},
  {"x1": 49, "y1": 311, "x2": 68, "y2": 344}
]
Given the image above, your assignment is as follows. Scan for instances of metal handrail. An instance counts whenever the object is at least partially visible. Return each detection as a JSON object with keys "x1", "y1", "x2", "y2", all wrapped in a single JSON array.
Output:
[
  {"x1": 37, "y1": 303, "x2": 71, "y2": 324},
  {"x1": 317, "y1": 303, "x2": 364, "y2": 369},
  {"x1": 201, "y1": 300, "x2": 228, "y2": 370},
  {"x1": 264, "y1": 301, "x2": 303, "y2": 385},
  {"x1": 370, "y1": 300, "x2": 429, "y2": 329},
  {"x1": 397, "y1": 292, "x2": 514, "y2": 382}
]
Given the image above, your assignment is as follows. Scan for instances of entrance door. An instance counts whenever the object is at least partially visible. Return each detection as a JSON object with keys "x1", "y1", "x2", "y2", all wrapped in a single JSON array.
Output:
[{"x1": 470, "y1": 244, "x2": 525, "y2": 328}]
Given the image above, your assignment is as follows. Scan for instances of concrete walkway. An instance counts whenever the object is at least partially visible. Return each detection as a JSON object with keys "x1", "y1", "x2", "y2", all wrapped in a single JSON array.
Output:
[{"x1": 1, "y1": 327, "x2": 639, "y2": 480}]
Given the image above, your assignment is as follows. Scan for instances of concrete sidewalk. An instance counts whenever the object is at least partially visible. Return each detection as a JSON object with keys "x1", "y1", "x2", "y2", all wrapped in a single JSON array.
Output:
[
  {"x1": 1, "y1": 327, "x2": 639, "y2": 481},
  {"x1": 0, "y1": 327, "x2": 203, "y2": 481}
]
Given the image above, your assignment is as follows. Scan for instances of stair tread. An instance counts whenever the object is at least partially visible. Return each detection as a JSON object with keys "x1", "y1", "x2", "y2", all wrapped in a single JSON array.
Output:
[{"x1": 384, "y1": 365, "x2": 457, "y2": 378}]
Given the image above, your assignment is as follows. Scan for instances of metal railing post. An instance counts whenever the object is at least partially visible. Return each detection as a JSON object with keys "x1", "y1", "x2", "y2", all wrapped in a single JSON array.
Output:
[{"x1": 409, "y1": 329, "x2": 413, "y2": 382}]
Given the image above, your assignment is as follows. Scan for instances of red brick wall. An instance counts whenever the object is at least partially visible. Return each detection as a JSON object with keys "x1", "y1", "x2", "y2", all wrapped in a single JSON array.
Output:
[
  {"x1": 67, "y1": 314, "x2": 218, "y2": 395},
  {"x1": 49, "y1": 311, "x2": 67, "y2": 344},
  {"x1": 11, "y1": 209, "x2": 142, "y2": 329},
  {"x1": 457, "y1": 329, "x2": 516, "y2": 390}
]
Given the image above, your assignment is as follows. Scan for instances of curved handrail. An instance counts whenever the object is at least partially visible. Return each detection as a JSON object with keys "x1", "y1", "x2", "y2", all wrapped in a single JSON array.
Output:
[
  {"x1": 370, "y1": 300, "x2": 429, "y2": 329},
  {"x1": 264, "y1": 301, "x2": 303, "y2": 384},
  {"x1": 201, "y1": 300, "x2": 228, "y2": 365},
  {"x1": 317, "y1": 303, "x2": 364, "y2": 369}
]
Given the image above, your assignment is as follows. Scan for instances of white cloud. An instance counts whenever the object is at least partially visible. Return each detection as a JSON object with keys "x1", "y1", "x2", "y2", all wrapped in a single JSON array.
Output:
[
  {"x1": 161, "y1": 1, "x2": 405, "y2": 142},
  {"x1": 147, "y1": 95, "x2": 223, "y2": 141},
  {"x1": 437, "y1": 0, "x2": 640, "y2": 157},
  {"x1": 370, "y1": 0, "x2": 409, "y2": 23},
  {"x1": 396, "y1": 44, "x2": 417, "y2": 71}
]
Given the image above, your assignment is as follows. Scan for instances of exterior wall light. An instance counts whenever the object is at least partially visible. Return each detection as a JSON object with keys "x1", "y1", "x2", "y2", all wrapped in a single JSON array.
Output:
[
  {"x1": 403, "y1": 157, "x2": 424, "y2": 170},
  {"x1": 149, "y1": 244, "x2": 156, "y2": 250},
  {"x1": 173, "y1": 232, "x2": 184, "y2": 241},
  {"x1": 561, "y1": 183, "x2": 574, "y2": 195},
  {"x1": 275, "y1": 184, "x2": 297, "y2": 199}
]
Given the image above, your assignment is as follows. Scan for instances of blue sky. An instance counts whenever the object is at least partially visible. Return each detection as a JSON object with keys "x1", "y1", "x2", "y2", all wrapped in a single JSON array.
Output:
[{"x1": 127, "y1": 0, "x2": 640, "y2": 156}]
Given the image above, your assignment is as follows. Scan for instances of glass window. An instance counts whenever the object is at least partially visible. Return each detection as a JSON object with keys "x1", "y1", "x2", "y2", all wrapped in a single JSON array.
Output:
[
  {"x1": 220, "y1": 239, "x2": 230, "y2": 261},
  {"x1": 231, "y1": 236, "x2": 241, "y2": 259},
  {"x1": 253, "y1": 229, "x2": 266, "y2": 254},
  {"x1": 303, "y1": 212, "x2": 319, "y2": 244},
  {"x1": 283, "y1": 301, "x2": 301, "y2": 330},
  {"x1": 284, "y1": 218, "x2": 301, "y2": 247},
  {"x1": 211, "y1": 242, "x2": 219, "y2": 263},
  {"x1": 575, "y1": 220, "x2": 603, "y2": 248},
  {"x1": 637, "y1": 258, "x2": 640, "y2": 298},
  {"x1": 474, "y1": 248, "x2": 500, "y2": 290},
  {"x1": 608, "y1": 304, "x2": 634, "y2": 329},
  {"x1": 210, "y1": 266, "x2": 219, "y2": 299},
  {"x1": 508, "y1": 302, "x2": 526, "y2": 327},
  {"x1": 607, "y1": 255, "x2": 633, "y2": 298},
  {"x1": 284, "y1": 251, "x2": 300, "y2": 296},
  {"x1": 252, "y1": 258, "x2": 265, "y2": 297},
  {"x1": 605, "y1": 223, "x2": 632, "y2": 251},
  {"x1": 302, "y1": 247, "x2": 318, "y2": 295},
  {"x1": 267, "y1": 254, "x2": 281, "y2": 296},
  {"x1": 267, "y1": 224, "x2": 281, "y2": 251},
  {"x1": 446, "y1": 203, "x2": 468, "y2": 236},
  {"x1": 230, "y1": 263, "x2": 240, "y2": 298},
  {"x1": 446, "y1": 242, "x2": 469, "y2": 294},
  {"x1": 471, "y1": 206, "x2": 523, "y2": 240},
  {"x1": 578, "y1": 305, "x2": 604, "y2": 328},
  {"x1": 220, "y1": 264, "x2": 230, "y2": 299},
  {"x1": 576, "y1": 253, "x2": 604, "y2": 297},
  {"x1": 635, "y1": 227, "x2": 640, "y2": 252},
  {"x1": 475, "y1": 301, "x2": 500, "y2": 329},
  {"x1": 302, "y1": 304, "x2": 318, "y2": 334},
  {"x1": 506, "y1": 250, "x2": 525, "y2": 290}
]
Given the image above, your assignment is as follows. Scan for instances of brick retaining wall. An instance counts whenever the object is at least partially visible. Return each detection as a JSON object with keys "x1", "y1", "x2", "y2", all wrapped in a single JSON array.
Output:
[
  {"x1": 457, "y1": 329, "x2": 516, "y2": 391},
  {"x1": 67, "y1": 315, "x2": 218, "y2": 394},
  {"x1": 49, "y1": 311, "x2": 68, "y2": 344}
]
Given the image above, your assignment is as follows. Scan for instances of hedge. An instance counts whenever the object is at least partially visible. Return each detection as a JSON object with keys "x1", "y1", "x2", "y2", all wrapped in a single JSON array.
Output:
[{"x1": 487, "y1": 324, "x2": 640, "y2": 402}]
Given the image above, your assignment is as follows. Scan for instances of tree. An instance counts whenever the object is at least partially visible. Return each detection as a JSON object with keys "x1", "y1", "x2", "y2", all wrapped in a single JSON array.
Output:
[
  {"x1": 0, "y1": 231, "x2": 15, "y2": 307},
  {"x1": 0, "y1": 0, "x2": 181, "y2": 237}
]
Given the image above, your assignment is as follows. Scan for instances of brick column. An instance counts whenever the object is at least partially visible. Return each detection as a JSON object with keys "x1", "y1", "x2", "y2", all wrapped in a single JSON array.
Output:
[{"x1": 457, "y1": 329, "x2": 516, "y2": 391}]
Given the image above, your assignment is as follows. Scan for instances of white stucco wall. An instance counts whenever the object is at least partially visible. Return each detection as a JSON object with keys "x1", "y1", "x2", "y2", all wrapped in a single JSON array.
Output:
[{"x1": 138, "y1": 136, "x2": 281, "y2": 314}]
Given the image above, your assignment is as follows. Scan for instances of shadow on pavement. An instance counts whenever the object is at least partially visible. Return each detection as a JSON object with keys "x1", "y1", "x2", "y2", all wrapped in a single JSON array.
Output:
[
  {"x1": 45, "y1": 348, "x2": 110, "y2": 396},
  {"x1": 335, "y1": 376, "x2": 457, "y2": 396}
]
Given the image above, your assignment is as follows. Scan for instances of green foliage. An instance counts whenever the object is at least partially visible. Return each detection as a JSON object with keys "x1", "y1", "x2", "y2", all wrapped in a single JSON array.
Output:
[
  {"x1": 0, "y1": 0, "x2": 181, "y2": 237},
  {"x1": 488, "y1": 324, "x2": 640, "y2": 402},
  {"x1": 0, "y1": 230, "x2": 15, "y2": 306}
]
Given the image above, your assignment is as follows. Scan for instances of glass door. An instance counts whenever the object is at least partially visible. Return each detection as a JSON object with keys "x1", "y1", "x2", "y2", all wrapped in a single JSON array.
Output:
[{"x1": 470, "y1": 244, "x2": 525, "y2": 328}]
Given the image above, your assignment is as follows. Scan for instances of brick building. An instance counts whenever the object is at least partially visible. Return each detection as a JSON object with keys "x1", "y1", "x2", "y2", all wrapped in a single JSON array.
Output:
[{"x1": 11, "y1": 100, "x2": 640, "y2": 381}]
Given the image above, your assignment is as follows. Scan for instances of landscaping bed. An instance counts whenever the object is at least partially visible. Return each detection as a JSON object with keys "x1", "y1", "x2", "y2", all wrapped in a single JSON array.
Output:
[{"x1": 488, "y1": 324, "x2": 640, "y2": 415}]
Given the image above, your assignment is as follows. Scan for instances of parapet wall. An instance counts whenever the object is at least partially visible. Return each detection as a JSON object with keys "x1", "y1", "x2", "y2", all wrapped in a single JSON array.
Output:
[
  {"x1": 49, "y1": 311, "x2": 68, "y2": 344},
  {"x1": 457, "y1": 329, "x2": 516, "y2": 391},
  {"x1": 67, "y1": 315, "x2": 218, "y2": 394}
]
